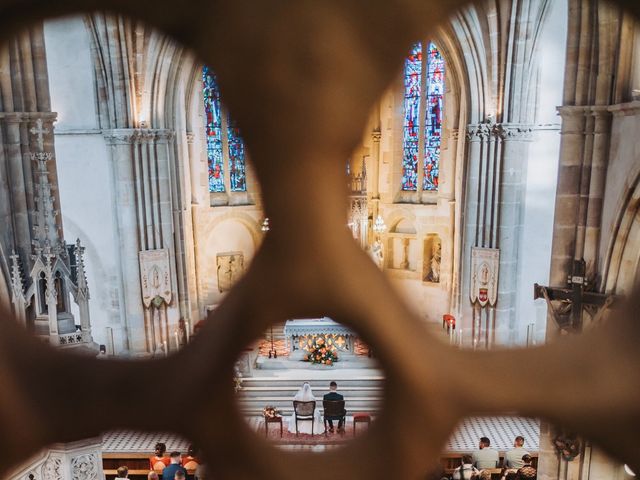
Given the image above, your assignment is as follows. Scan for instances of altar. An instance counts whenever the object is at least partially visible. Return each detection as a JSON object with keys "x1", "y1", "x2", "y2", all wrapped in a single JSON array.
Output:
[{"x1": 283, "y1": 317, "x2": 355, "y2": 356}]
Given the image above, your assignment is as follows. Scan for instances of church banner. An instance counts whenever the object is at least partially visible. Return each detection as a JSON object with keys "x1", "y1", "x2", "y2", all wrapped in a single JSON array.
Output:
[
  {"x1": 470, "y1": 247, "x2": 499, "y2": 307},
  {"x1": 139, "y1": 249, "x2": 172, "y2": 307}
]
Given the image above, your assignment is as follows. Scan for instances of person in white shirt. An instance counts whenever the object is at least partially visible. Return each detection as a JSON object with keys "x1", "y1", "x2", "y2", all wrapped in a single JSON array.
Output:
[
  {"x1": 453, "y1": 454, "x2": 480, "y2": 480},
  {"x1": 502, "y1": 436, "x2": 530, "y2": 479},
  {"x1": 472, "y1": 436, "x2": 499, "y2": 469}
]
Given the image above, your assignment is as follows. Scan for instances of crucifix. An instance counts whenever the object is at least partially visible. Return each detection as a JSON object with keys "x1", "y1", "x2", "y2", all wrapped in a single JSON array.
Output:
[
  {"x1": 30, "y1": 118, "x2": 50, "y2": 152},
  {"x1": 534, "y1": 259, "x2": 614, "y2": 331}
]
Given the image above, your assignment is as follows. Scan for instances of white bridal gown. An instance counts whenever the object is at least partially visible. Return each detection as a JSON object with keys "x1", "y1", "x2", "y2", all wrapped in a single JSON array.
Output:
[{"x1": 287, "y1": 383, "x2": 323, "y2": 435}]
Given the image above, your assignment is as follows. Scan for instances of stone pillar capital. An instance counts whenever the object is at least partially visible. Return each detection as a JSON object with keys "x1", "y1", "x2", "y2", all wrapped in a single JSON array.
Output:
[
  {"x1": 465, "y1": 123, "x2": 492, "y2": 141},
  {"x1": 493, "y1": 123, "x2": 534, "y2": 141},
  {"x1": 155, "y1": 129, "x2": 176, "y2": 144},
  {"x1": 103, "y1": 128, "x2": 138, "y2": 145}
]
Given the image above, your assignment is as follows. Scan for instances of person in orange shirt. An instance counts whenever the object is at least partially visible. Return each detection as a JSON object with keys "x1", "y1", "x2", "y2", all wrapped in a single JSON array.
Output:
[
  {"x1": 181, "y1": 444, "x2": 200, "y2": 473},
  {"x1": 149, "y1": 442, "x2": 170, "y2": 473}
]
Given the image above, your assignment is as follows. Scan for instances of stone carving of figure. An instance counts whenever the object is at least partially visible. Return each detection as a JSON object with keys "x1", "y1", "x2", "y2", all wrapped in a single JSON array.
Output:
[
  {"x1": 370, "y1": 240, "x2": 384, "y2": 269},
  {"x1": 177, "y1": 318, "x2": 188, "y2": 347},
  {"x1": 427, "y1": 241, "x2": 441, "y2": 283}
]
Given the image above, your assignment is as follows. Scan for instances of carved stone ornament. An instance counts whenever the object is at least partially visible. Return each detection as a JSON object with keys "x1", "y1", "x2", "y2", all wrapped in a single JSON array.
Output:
[
  {"x1": 139, "y1": 249, "x2": 172, "y2": 308},
  {"x1": 71, "y1": 454, "x2": 99, "y2": 480},
  {"x1": 41, "y1": 456, "x2": 62, "y2": 480},
  {"x1": 470, "y1": 247, "x2": 499, "y2": 307}
]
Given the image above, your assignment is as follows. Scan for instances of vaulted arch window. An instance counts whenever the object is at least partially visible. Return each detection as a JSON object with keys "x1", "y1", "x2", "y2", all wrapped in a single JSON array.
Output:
[
  {"x1": 401, "y1": 42, "x2": 445, "y2": 192},
  {"x1": 203, "y1": 65, "x2": 247, "y2": 193}
]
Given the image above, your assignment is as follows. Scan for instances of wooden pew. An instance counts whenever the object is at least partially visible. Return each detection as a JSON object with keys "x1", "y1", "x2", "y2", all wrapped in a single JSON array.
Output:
[
  {"x1": 103, "y1": 453, "x2": 196, "y2": 479},
  {"x1": 441, "y1": 452, "x2": 539, "y2": 479}
]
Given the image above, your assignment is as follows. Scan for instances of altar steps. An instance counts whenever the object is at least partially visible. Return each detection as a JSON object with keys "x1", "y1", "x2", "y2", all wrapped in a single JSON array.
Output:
[{"x1": 237, "y1": 376, "x2": 385, "y2": 416}]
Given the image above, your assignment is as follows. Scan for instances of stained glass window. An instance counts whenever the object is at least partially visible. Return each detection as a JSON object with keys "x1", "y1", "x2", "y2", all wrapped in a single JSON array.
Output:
[
  {"x1": 203, "y1": 65, "x2": 225, "y2": 193},
  {"x1": 401, "y1": 43, "x2": 422, "y2": 192},
  {"x1": 424, "y1": 42, "x2": 444, "y2": 191},
  {"x1": 401, "y1": 41, "x2": 445, "y2": 192},
  {"x1": 227, "y1": 114, "x2": 247, "y2": 192},
  {"x1": 202, "y1": 65, "x2": 248, "y2": 193}
]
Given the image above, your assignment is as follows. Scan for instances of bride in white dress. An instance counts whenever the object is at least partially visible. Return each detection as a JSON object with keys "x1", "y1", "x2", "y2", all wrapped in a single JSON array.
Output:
[{"x1": 287, "y1": 382, "x2": 322, "y2": 435}]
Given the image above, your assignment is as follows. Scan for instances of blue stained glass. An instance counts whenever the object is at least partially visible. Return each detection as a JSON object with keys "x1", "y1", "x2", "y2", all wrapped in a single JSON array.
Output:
[
  {"x1": 401, "y1": 43, "x2": 422, "y2": 192},
  {"x1": 227, "y1": 114, "x2": 247, "y2": 192},
  {"x1": 203, "y1": 65, "x2": 225, "y2": 192},
  {"x1": 423, "y1": 42, "x2": 444, "y2": 191}
]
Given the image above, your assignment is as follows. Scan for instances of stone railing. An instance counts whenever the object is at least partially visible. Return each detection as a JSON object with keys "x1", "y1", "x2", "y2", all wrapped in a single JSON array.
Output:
[
  {"x1": 7, "y1": 438, "x2": 103, "y2": 480},
  {"x1": 58, "y1": 332, "x2": 84, "y2": 346}
]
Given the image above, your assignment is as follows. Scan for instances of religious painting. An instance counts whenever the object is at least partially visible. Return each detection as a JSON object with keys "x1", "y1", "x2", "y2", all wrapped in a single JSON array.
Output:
[
  {"x1": 139, "y1": 249, "x2": 172, "y2": 308},
  {"x1": 470, "y1": 247, "x2": 499, "y2": 307},
  {"x1": 216, "y1": 252, "x2": 245, "y2": 293}
]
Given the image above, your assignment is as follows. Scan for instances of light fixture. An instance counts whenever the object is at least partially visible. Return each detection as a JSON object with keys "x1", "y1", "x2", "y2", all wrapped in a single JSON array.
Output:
[
  {"x1": 625, "y1": 465, "x2": 636, "y2": 477},
  {"x1": 373, "y1": 215, "x2": 386, "y2": 235},
  {"x1": 261, "y1": 218, "x2": 270, "y2": 232}
]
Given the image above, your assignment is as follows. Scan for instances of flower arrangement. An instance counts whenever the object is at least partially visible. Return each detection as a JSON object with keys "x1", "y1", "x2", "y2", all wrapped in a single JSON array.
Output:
[
  {"x1": 553, "y1": 433, "x2": 581, "y2": 461},
  {"x1": 304, "y1": 344, "x2": 339, "y2": 366},
  {"x1": 263, "y1": 405, "x2": 280, "y2": 418}
]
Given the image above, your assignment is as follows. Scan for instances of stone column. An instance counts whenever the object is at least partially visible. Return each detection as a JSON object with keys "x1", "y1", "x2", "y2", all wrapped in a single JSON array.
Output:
[
  {"x1": 184, "y1": 132, "x2": 202, "y2": 323},
  {"x1": 370, "y1": 129, "x2": 381, "y2": 199},
  {"x1": 461, "y1": 123, "x2": 533, "y2": 345},
  {"x1": 494, "y1": 124, "x2": 533, "y2": 344},
  {"x1": 154, "y1": 130, "x2": 180, "y2": 334},
  {"x1": 104, "y1": 129, "x2": 146, "y2": 355},
  {"x1": 583, "y1": 108, "x2": 612, "y2": 280},
  {"x1": 460, "y1": 123, "x2": 491, "y2": 332}
]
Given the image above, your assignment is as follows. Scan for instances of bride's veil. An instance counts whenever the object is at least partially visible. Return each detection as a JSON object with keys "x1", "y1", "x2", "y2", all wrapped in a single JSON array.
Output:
[{"x1": 293, "y1": 382, "x2": 315, "y2": 401}]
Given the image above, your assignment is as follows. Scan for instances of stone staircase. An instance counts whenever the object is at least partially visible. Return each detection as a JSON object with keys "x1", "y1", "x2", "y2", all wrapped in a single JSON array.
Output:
[{"x1": 237, "y1": 375, "x2": 385, "y2": 416}]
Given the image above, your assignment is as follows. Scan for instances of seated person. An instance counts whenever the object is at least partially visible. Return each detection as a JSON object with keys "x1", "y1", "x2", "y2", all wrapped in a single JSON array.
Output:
[
  {"x1": 502, "y1": 436, "x2": 530, "y2": 479},
  {"x1": 323, "y1": 381, "x2": 347, "y2": 433},
  {"x1": 516, "y1": 455, "x2": 537, "y2": 479},
  {"x1": 149, "y1": 442, "x2": 170, "y2": 473},
  {"x1": 288, "y1": 382, "x2": 321, "y2": 435},
  {"x1": 182, "y1": 444, "x2": 200, "y2": 471},
  {"x1": 115, "y1": 466, "x2": 129, "y2": 480},
  {"x1": 163, "y1": 451, "x2": 188, "y2": 480},
  {"x1": 452, "y1": 454, "x2": 480, "y2": 480},
  {"x1": 472, "y1": 436, "x2": 499, "y2": 470}
]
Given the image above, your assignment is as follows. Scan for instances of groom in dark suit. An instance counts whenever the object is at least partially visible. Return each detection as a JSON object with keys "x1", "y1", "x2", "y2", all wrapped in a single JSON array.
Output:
[{"x1": 323, "y1": 381, "x2": 346, "y2": 432}]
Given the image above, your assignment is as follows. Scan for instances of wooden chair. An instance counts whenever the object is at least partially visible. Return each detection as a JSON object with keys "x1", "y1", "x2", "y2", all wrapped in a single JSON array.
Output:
[
  {"x1": 322, "y1": 399, "x2": 346, "y2": 435},
  {"x1": 292, "y1": 400, "x2": 316, "y2": 436}
]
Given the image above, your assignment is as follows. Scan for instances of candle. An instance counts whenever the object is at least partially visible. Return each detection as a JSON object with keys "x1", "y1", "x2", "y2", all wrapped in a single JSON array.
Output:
[
  {"x1": 458, "y1": 328, "x2": 463, "y2": 347},
  {"x1": 164, "y1": 341, "x2": 168, "y2": 357},
  {"x1": 174, "y1": 331, "x2": 179, "y2": 350},
  {"x1": 185, "y1": 320, "x2": 190, "y2": 343}
]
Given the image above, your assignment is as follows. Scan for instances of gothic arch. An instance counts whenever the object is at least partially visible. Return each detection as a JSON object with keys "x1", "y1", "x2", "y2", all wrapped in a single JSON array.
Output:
[
  {"x1": 384, "y1": 208, "x2": 417, "y2": 234},
  {"x1": 201, "y1": 210, "x2": 262, "y2": 249},
  {"x1": 604, "y1": 172, "x2": 640, "y2": 295},
  {"x1": 447, "y1": 0, "x2": 553, "y2": 124}
]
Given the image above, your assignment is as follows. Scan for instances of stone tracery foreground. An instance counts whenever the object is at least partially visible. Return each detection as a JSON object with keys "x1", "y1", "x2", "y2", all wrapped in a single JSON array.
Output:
[{"x1": 0, "y1": 0, "x2": 639, "y2": 478}]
